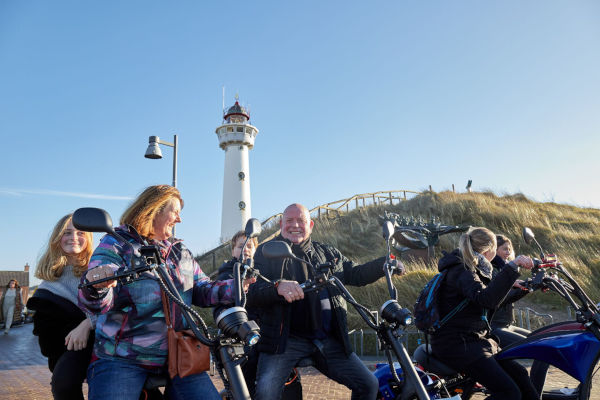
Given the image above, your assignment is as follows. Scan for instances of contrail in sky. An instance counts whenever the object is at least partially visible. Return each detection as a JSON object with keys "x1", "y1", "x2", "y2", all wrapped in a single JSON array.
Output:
[{"x1": 0, "y1": 188, "x2": 133, "y2": 201}]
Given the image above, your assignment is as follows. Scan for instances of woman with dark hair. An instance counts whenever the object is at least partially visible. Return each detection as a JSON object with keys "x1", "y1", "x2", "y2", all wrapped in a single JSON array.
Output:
[
  {"x1": 79, "y1": 185, "x2": 252, "y2": 400},
  {"x1": 26, "y1": 214, "x2": 95, "y2": 399},
  {"x1": 1, "y1": 279, "x2": 24, "y2": 334},
  {"x1": 490, "y1": 234, "x2": 531, "y2": 346},
  {"x1": 430, "y1": 227, "x2": 539, "y2": 399}
]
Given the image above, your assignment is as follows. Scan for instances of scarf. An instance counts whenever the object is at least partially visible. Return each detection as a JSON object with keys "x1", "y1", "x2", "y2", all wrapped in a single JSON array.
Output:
[{"x1": 474, "y1": 252, "x2": 493, "y2": 280}]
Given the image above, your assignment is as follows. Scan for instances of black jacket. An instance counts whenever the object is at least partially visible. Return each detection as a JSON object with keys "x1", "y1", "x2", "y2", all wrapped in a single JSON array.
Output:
[
  {"x1": 430, "y1": 249, "x2": 520, "y2": 368},
  {"x1": 212, "y1": 258, "x2": 258, "y2": 321},
  {"x1": 27, "y1": 289, "x2": 94, "y2": 371},
  {"x1": 489, "y1": 255, "x2": 529, "y2": 327},
  {"x1": 246, "y1": 235, "x2": 386, "y2": 356}
]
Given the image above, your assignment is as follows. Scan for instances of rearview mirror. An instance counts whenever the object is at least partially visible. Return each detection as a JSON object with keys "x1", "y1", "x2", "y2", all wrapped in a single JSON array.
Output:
[
  {"x1": 73, "y1": 207, "x2": 115, "y2": 234},
  {"x1": 244, "y1": 218, "x2": 262, "y2": 239},
  {"x1": 522, "y1": 227, "x2": 535, "y2": 245},
  {"x1": 262, "y1": 241, "x2": 295, "y2": 260},
  {"x1": 382, "y1": 221, "x2": 395, "y2": 241}
]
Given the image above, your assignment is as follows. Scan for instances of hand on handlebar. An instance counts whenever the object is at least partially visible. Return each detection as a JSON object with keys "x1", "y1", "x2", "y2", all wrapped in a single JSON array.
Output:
[
  {"x1": 276, "y1": 280, "x2": 305, "y2": 303},
  {"x1": 513, "y1": 279, "x2": 527, "y2": 290},
  {"x1": 513, "y1": 255, "x2": 534, "y2": 270},
  {"x1": 389, "y1": 259, "x2": 406, "y2": 276},
  {"x1": 243, "y1": 276, "x2": 257, "y2": 292},
  {"x1": 85, "y1": 266, "x2": 117, "y2": 289}
]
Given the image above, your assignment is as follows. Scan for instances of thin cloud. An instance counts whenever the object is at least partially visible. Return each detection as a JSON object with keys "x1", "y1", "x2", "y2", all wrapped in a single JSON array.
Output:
[{"x1": 0, "y1": 188, "x2": 133, "y2": 201}]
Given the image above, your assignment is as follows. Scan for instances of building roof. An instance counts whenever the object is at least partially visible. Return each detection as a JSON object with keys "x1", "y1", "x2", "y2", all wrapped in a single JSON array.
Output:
[{"x1": 0, "y1": 271, "x2": 29, "y2": 287}]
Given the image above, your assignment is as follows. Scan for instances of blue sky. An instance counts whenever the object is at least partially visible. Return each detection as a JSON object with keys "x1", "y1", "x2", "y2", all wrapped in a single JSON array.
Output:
[{"x1": 1, "y1": 1, "x2": 599, "y2": 286}]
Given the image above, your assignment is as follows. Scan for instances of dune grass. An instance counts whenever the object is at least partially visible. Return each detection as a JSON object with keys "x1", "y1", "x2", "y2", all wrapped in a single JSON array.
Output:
[{"x1": 196, "y1": 191, "x2": 600, "y2": 331}]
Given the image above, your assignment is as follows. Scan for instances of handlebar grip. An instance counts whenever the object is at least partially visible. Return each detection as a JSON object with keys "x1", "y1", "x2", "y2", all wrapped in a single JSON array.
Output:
[
  {"x1": 79, "y1": 274, "x2": 117, "y2": 289},
  {"x1": 299, "y1": 281, "x2": 310, "y2": 289}
]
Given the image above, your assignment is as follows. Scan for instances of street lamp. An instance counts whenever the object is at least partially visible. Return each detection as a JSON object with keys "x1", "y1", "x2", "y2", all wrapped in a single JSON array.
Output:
[
  {"x1": 145, "y1": 134, "x2": 178, "y2": 236},
  {"x1": 145, "y1": 135, "x2": 178, "y2": 188}
]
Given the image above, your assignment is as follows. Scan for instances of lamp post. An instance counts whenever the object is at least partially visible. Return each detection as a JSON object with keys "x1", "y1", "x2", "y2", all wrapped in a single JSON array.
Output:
[
  {"x1": 144, "y1": 135, "x2": 178, "y2": 188},
  {"x1": 144, "y1": 134, "x2": 178, "y2": 236}
]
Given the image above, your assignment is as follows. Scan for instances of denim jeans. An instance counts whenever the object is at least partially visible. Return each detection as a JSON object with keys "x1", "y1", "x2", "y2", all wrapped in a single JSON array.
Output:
[
  {"x1": 87, "y1": 358, "x2": 221, "y2": 400},
  {"x1": 255, "y1": 335, "x2": 378, "y2": 400}
]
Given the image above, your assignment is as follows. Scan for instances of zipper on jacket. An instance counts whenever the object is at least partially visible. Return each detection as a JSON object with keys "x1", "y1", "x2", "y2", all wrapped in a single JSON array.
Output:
[{"x1": 275, "y1": 308, "x2": 285, "y2": 353}]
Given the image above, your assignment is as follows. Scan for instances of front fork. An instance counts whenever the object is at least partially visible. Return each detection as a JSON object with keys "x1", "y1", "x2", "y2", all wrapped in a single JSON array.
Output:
[
  {"x1": 217, "y1": 342, "x2": 251, "y2": 400},
  {"x1": 381, "y1": 327, "x2": 431, "y2": 400}
]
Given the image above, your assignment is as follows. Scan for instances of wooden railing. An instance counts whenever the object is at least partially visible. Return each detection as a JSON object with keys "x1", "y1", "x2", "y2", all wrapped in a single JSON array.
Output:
[
  {"x1": 260, "y1": 190, "x2": 421, "y2": 242},
  {"x1": 199, "y1": 189, "x2": 420, "y2": 271}
]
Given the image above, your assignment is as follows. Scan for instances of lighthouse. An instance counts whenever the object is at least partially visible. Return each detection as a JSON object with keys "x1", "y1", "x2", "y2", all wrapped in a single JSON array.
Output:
[{"x1": 215, "y1": 97, "x2": 259, "y2": 242}]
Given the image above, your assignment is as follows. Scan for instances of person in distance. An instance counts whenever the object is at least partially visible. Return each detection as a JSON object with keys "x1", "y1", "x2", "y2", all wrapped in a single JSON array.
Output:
[{"x1": 1, "y1": 279, "x2": 24, "y2": 334}]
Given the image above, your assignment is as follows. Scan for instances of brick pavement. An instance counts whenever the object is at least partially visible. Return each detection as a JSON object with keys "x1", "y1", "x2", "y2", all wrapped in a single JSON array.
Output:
[
  {"x1": 0, "y1": 323, "x2": 353, "y2": 400},
  {"x1": 1, "y1": 323, "x2": 595, "y2": 399}
]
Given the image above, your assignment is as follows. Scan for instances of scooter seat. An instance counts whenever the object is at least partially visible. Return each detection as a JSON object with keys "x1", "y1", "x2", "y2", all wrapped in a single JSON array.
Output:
[
  {"x1": 144, "y1": 374, "x2": 168, "y2": 390},
  {"x1": 413, "y1": 344, "x2": 458, "y2": 376}
]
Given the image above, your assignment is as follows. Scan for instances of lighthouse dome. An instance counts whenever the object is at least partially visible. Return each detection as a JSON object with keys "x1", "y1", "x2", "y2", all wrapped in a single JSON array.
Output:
[{"x1": 224, "y1": 101, "x2": 249, "y2": 123}]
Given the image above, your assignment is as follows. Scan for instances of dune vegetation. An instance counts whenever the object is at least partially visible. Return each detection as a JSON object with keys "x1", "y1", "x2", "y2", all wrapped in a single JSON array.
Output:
[{"x1": 197, "y1": 191, "x2": 600, "y2": 334}]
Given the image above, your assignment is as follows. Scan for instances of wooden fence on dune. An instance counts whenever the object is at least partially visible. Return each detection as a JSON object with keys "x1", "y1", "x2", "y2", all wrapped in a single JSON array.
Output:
[{"x1": 201, "y1": 189, "x2": 420, "y2": 271}]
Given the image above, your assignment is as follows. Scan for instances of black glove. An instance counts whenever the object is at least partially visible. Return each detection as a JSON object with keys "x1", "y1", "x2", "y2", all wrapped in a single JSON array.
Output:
[{"x1": 388, "y1": 258, "x2": 405, "y2": 276}]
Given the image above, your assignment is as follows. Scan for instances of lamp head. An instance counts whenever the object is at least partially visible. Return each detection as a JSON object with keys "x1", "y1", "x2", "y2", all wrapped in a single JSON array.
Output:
[{"x1": 145, "y1": 136, "x2": 163, "y2": 159}]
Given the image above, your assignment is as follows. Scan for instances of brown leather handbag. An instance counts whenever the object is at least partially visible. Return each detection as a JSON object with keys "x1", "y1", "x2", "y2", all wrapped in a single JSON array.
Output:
[{"x1": 161, "y1": 292, "x2": 210, "y2": 379}]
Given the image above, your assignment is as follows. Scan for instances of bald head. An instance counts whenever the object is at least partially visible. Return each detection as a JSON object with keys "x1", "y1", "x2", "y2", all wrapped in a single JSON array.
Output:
[{"x1": 281, "y1": 203, "x2": 314, "y2": 244}]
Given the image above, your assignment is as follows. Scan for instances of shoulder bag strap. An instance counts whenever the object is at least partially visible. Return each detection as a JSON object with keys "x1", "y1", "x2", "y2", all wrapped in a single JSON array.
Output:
[{"x1": 161, "y1": 291, "x2": 172, "y2": 329}]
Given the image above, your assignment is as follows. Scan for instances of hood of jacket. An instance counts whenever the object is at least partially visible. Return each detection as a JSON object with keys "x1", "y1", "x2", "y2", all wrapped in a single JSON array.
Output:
[{"x1": 438, "y1": 249, "x2": 463, "y2": 272}]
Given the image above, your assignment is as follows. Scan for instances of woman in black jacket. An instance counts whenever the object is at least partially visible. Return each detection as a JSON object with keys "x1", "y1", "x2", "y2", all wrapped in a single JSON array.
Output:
[
  {"x1": 27, "y1": 214, "x2": 95, "y2": 400},
  {"x1": 430, "y1": 227, "x2": 539, "y2": 400},
  {"x1": 490, "y1": 235, "x2": 530, "y2": 346}
]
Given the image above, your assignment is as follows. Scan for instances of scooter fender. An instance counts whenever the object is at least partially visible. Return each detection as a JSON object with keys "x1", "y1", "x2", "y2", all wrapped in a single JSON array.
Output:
[
  {"x1": 374, "y1": 362, "x2": 441, "y2": 399},
  {"x1": 496, "y1": 330, "x2": 600, "y2": 382}
]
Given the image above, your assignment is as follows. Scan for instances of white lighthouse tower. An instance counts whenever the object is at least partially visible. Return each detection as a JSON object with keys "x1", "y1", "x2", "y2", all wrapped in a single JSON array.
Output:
[{"x1": 215, "y1": 97, "x2": 259, "y2": 242}]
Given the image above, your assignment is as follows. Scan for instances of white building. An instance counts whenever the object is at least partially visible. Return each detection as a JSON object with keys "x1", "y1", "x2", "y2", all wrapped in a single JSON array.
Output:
[{"x1": 215, "y1": 99, "x2": 259, "y2": 242}]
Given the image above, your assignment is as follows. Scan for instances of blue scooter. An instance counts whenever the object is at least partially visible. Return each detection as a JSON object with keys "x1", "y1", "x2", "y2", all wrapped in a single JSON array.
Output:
[{"x1": 414, "y1": 227, "x2": 600, "y2": 400}]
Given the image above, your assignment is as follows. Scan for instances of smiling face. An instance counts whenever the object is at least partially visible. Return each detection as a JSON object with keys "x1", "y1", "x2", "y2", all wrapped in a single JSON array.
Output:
[
  {"x1": 280, "y1": 204, "x2": 313, "y2": 244},
  {"x1": 152, "y1": 197, "x2": 182, "y2": 241},
  {"x1": 496, "y1": 242, "x2": 514, "y2": 262},
  {"x1": 60, "y1": 220, "x2": 88, "y2": 256}
]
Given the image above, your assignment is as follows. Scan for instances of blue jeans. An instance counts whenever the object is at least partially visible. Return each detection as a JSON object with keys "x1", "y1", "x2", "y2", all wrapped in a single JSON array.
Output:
[
  {"x1": 255, "y1": 335, "x2": 378, "y2": 400},
  {"x1": 87, "y1": 358, "x2": 221, "y2": 400}
]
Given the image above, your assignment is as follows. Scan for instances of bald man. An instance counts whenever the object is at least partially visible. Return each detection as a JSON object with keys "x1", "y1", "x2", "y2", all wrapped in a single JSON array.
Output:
[{"x1": 247, "y1": 203, "x2": 392, "y2": 400}]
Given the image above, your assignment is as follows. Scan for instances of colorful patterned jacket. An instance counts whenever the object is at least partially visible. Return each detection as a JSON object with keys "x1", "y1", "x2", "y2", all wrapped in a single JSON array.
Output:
[{"x1": 79, "y1": 225, "x2": 233, "y2": 367}]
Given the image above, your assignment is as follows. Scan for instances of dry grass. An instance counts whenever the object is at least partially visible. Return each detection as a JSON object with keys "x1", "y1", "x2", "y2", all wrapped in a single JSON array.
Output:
[{"x1": 196, "y1": 191, "x2": 600, "y2": 330}]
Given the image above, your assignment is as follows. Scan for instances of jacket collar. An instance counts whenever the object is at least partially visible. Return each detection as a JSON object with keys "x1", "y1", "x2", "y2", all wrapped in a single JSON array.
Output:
[{"x1": 275, "y1": 234, "x2": 313, "y2": 256}]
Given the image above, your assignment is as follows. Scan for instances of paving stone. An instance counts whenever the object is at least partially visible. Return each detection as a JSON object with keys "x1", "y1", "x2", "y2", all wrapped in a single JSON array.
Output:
[{"x1": 2, "y1": 323, "x2": 593, "y2": 400}]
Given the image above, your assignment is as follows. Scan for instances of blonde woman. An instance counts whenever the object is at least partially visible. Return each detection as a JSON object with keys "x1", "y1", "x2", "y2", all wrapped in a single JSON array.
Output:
[
  {"x1": 79, "y1": 185, "x2": 252, "y2": 400},
  {"x1": 429, "y1": 227, "x2": 539, "y2": 400},
  {"x1": 26, "y1": 214, "x2": 94, "y2": 400}
]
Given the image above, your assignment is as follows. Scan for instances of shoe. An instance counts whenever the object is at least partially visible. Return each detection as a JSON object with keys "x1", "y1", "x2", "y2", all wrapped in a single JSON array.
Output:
[{"x1": 3, "y1": 331, "x2": 7, "y2": 335}]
